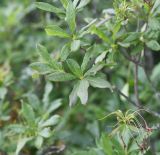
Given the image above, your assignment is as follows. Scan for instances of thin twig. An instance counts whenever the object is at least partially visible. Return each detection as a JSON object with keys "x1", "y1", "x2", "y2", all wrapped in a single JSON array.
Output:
[
  {"x1": 134, "y1": 60, "x2": 141, "y2": 107},
  {"x1": 112, "y1": 86, "x2": 160, "y2": 118}
]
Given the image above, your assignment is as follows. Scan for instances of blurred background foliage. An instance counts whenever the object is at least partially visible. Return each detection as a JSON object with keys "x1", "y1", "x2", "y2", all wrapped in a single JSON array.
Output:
[{"x1": 0, "y1": 0, "x2": 160, "y2": 155}]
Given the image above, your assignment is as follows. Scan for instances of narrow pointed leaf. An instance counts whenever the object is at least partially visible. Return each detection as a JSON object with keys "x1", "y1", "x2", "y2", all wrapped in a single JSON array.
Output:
[
  {"x1": 30, "y1": 62, "x2": 53, "y2": 74},
  {"x1": 35, "y1": 2, "x2": 64, "y2": 14},
  {"x1": 66, "y1": 59, "x2": 83, "y2": 77},
  {"x1": 86, "y1": 76, "x2": 111, "y2": 89},
  {"x1": 45, "y1": 25, "x2": 70, "y2": 38},
  {"x1": 21, "y1": 103, "x2": 35, "y2": 124},
  {"x1": 77, "y1": 79, "x2": 89, "y2": 105},
  {"x1": 71, "y1": 40, "x2": 81, "y2": 52},
  {"x1": 40, "y1": 115, "x2": 60, "y2": 127},
  {"x1": 60, "y1": 0, "x2": 69, "y2": 9},
  {"x1": 47, "y1": 71, "x2": 76, "y2": 82},
  {"x1": 16, "y1": 137, "x2": 32, "y2": 155},
  {"x1": 66, "y1": 1, "x2": 76, "y2": 33},
  {"x1": 69, "y1": 82, "x2": 79, "y2": 106}
]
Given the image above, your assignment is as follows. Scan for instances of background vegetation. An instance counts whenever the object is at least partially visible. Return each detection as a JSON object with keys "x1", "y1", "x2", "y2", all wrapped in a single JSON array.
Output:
[{"x1": 0, "y1": 0, "x2": 160, "y2": 155}]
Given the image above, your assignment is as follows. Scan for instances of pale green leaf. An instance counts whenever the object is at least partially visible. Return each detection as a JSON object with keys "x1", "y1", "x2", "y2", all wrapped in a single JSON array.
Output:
[
  {"x1": 47, "y1": 99, "x2": 62, "y2": 114},
  {"x1": 0, "y1": 87, "x2": 7, "y2": 100},
  {"x1": 45, "y1": 25, "x2": 70, "y2": 38},
  {"x1": 76, "y1": 0, "x2": 90, "y2": 9},
  {"x1": 86, "y1": 76, "x2": 111, "y2": 88},
  {"x1": 35, "y1": 2, "x2": 64, "y2": 14},
  {"x1": 146, "y1": 40, "x2": 160, "y2": 51},
  {"x1": 30, "y1": 62, "x2": 53, "y2": 74},
  {"x1": 71, "y1": 40, "x2": 81, "y2": 52},
  {"x1": 95, "y1": 51, "x2": 107, "y2": 64},
  {"x1": 81, "y1": 49, "x2": 93, "y2": 73},
  {"x1": 36, "y1": 44, "x2": 62, "y2": 70},
  {"x1": 16, "y1": 137, "x2": 32, "y2": 155},
  {"x1": 40, "y1": 115, "x2": 60, "y2": 127},
  {"x1": 85, "y1": 63, "x2": 105, "y2": 76},
  {"x1": 151, "y1": 0, "x2": 160, "y2": 14},
  {"x1": 60, "y1": 0, "x2": 69, "y2": 9},
  {"x1": 66, "y1": 1, "x2": 76, "y2": 33},
  {"x1": 69, "y1": 82, "x2": 79, "y2": 106},
  {"x1": 39, "y1": 127, "x2": 51, "y2": 138},
  {"x1": 60, "y1": 43, "x2": 71, "y2": 61},
  {"x1": 90, "y1": 26, "x2": 111, "y2": 44},
  {"x1": 35, "y1": 136, "x2": 43, "y2": 149},
  {"x1": 47, "y1": 71, "x2": 76, "y2": 82},
  {"x1": 77, "y1": 79, "x2": 89, "y2": 105}
]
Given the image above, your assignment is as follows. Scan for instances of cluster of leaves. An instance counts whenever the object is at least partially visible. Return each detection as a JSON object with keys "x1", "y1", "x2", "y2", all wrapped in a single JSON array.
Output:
[{"x1": 1, "y1": 0, "x2": 160, "y2": 154}]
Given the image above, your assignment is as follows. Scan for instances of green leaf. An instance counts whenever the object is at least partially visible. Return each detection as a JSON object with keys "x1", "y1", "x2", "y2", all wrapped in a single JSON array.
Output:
[
  {"x1": 37, "y1": 44, "x2": 51, "y2": 62},
  {"x1": 60, "y1": 0, "x2": 69, "y2": 9},
  {"x1": 45, "y1": 25, "x2": 70, "y2": 38},
  {"x1": 148, "y1": 17, "x2": 160, "y2": 30},
  {"x1": 77, "y1": 79, "x2": 89, "y2": 105},
  {"x1": 66, "y1": 1, "x2": 76, "y2": 33},
  {"x1": 85, "y1": 63, "x2": 105, "y2": 76},
  {"x1": 151, "y1": 0, "x2": 160, "y2": 14},
  {"x1": 71, "y1": 40, "x2": 81, "y2": 52},
  {"x1": 95, "y1": 51, "x2": 107, "y2": 64},
  {"x1": 60, "y1": 43, "x2": 71, "y2": 61},
  {"x1": 86, "y1": 76, "x2": 111, "y2": 89},
  {"x1": 76, "y1": 0, "x2": 90, "y2": 9},
  {"x1": 66, "y1": 59, "x2": 83, "y2": 77},
  {"x1": 46, "y1": 99, "x2": 62, "y2": 114},
  {"x1": 16, "y1": 137, "x2": 32, "y2": 155},
  {"x1": 90, "y1": 26, "x2": 111, "y2": 44},
  {"x1": 36, "y1": 44, "x2": 63, "y2": 70},
  {"x1": 69, "y1": 82, "x2": 79, "y2": 106},
  {"x1": 146, "y1": 40, "x2": 160, "y2": 51},
  {"x1": 42, "y1": 82, "x2": 53, "y2": 104},
  {"x1": 0, "y1": 87, "x2": 7, "y2": 100},
  {"x1": 99, "y1": 134, "x2": 113, "y2": 155},
  {"x1": 39, "y1": 127, "x2": 51, "y2": 138},
  {"x1": 47, "y1": 71, "x2": 76, "y2": 82},
  {"x1": 123, "y1": 32, "x2": 141, "y2": 43},
  {"x1": 81, "y1": 49, "x2": 93, "y2": 72},
  {"x1": 30, "y1": 62, "x2": 53, "y2": 74},
  {"x1": 35, "y1": 2, "x2": 64, "y2": 14},
  {"x1": 73, "y1": 150, "x2": 97, "y2": 155},
  {"x1": 21, "y1": 103, "x2": 35, "y2": 124},
  {"x1": 40, "y1": 115, "x2": 60, "y2": 127},
  {"x1": 34, "y1": 136, "x2": 43, "y2": 149}
]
